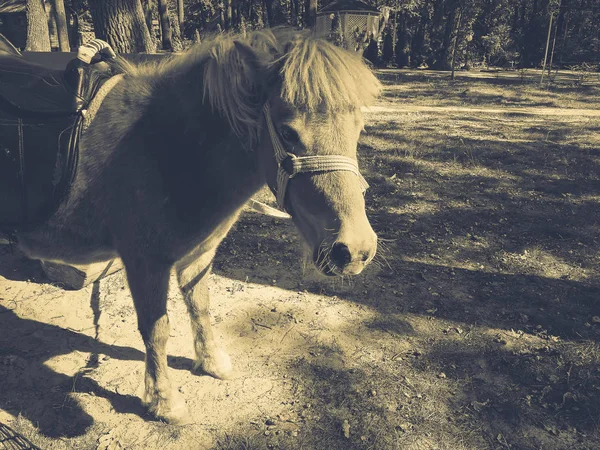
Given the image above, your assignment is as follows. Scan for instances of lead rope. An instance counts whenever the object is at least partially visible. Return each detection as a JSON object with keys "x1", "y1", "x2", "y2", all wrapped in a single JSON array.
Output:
[{"x1": 262, "y1": 103, "x2": 369, "y2": 211}]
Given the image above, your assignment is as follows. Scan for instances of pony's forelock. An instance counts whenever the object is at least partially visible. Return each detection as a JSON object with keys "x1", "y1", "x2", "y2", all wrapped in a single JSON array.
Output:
[{"x1": 276, "y1": 33, "x2": 382, "y2": 113}]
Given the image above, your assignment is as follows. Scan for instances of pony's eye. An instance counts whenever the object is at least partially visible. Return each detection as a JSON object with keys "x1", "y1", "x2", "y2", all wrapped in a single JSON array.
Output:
[{"x1": 280, "y1": 125, "x2": 300, "y2": 145}]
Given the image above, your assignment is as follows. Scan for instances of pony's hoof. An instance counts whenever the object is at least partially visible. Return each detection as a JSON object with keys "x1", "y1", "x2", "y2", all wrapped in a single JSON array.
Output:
[
  {"x1": 159, "y1": 405, "x2": 192, "y2": 426},
  {"x1": 194, "y1": 348, "x2": 234, "y2": 379},
  {"x1": 145, "y1": 392, "x2": 191, "y2": 425}
]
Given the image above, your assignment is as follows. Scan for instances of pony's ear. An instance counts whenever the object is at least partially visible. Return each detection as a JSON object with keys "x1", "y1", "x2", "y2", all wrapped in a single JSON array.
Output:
[
  {"x1": 232, "y1": 40, "x2": 277, "y2": 102},
  {"x1": 203, "y1": 39, "x2": 269, "y2": 143},
  {"x1": 233, "y1": 41, "x2": 264, "y2": 76}
]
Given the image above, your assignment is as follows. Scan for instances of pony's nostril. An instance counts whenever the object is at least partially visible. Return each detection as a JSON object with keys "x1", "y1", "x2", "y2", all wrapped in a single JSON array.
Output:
[
  {"x1": 360, "y1": 251, "x2": 370, "y2": 262},
  {"x1": 330, "y1": 242, "x2": 352, "y2": 268}
]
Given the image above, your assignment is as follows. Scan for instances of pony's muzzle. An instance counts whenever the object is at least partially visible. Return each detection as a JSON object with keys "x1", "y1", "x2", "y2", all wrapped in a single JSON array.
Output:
[{"x1": 316, "y1": 233, "x2": 377, "y2": 276}]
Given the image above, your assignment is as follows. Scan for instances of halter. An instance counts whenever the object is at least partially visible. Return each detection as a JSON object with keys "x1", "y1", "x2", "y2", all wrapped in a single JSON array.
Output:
[{"x1": 263, "y1": 103, "x2": 369, "y2": 212}]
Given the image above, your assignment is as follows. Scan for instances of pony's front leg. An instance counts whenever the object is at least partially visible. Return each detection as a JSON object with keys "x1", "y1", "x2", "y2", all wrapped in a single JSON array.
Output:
[
  {"x1": 124, "y1": 258, "x2": 189, "y2": 424},
  {"x1": 176, "y1": 250, "x2": 233, "y2": 379}
]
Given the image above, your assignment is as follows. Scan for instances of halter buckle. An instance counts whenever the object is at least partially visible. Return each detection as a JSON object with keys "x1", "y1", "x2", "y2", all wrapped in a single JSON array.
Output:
[{"x1": 279, "y1": 153, "x2": 297, "y2": 178}]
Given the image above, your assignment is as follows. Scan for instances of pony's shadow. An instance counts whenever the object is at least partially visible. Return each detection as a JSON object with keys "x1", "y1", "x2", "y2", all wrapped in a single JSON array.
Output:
[
  {"x1": 0, "y1": 303, "x2": 194, "y2": 437},
  {"x1": 0, "y1": 244, "x2": 45, "y2": 283}
]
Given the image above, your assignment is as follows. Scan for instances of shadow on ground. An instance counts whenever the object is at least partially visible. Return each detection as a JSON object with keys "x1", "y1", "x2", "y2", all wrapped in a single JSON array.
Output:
[{"x1": 0, "y1": 301, "x2": 196, "y2": 438}]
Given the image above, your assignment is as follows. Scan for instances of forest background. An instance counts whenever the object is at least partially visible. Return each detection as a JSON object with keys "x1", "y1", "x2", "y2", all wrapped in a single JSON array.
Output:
[{"x1": 0, "y1": 0, "x2": 598, "y2": 72}]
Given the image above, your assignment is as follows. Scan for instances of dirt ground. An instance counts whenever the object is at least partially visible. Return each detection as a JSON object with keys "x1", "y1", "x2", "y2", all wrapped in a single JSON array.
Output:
[{"x1": 1, "y1": 70, "x2": 600, "y2": 450}]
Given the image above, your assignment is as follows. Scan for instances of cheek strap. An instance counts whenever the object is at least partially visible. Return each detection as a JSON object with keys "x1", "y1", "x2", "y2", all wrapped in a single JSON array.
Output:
[{"x1": 263, "y1": 103, "x2": 369, "y2": 212}]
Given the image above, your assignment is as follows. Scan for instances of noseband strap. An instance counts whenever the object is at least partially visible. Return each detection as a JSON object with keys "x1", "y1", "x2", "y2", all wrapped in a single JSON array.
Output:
[{"x1": 263, "y1": 103, "x2": 369, "y2": 211}]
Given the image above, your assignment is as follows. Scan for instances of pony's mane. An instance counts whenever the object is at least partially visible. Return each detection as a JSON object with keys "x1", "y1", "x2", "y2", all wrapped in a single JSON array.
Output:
[{"x1": 116, "y1": 29, "x2": 381, "y2": 142}]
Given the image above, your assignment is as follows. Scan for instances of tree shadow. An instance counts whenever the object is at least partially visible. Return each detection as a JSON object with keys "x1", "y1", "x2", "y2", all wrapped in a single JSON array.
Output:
[{"x1": 0, "y1": 303, "x2": 194, "y2": 437}]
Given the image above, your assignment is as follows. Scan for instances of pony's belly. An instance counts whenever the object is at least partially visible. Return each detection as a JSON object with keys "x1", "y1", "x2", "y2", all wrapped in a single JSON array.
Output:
[
  {"x1": 18, "y1": 237, "x2": 117, "y2": 266},
  {"x1": 16, "y1": 222, "x2": 116, "y2": 266}
]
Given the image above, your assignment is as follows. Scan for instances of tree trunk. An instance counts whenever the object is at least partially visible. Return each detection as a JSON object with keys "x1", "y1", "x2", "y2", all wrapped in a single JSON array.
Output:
[
  {"x1": 89, "y1": 0, "x2": 155, "y2": 53},
  {"x1": 68, "y1": 6, "x2": 80, "y2": 48},
  {"x1": 224, "y1": 0, "x2": 232, "y2": 30},
  {"x1": 450, "y1": 8, "x2": 462, "y2": 79},
  {"x1": 304, "y1": 0, "x2": 316, "y2": 28},
  {"x1": 45, "y1": 0, "x2": 57, "y2": 49},
  {"x1": 25, "y1": 0, "x2": 50, "y2": 51},
  {"x1": 554, "y1": 0, "x2": 568, "y2": 63},
  {"x1": 51, "y1": 0, "x2": 70, "y2": 51},
  {"x1": 395, "y1": 11, "x2": 410, "y2": 67},
  {"x1": 410, "y1": 5, "x2": 428, "y2": 67},
  {"x1": 523, "y1": 0, "x2": 540, "y2": 66},
  {"x1": 433, "y1": 6, "x2": 457, "y2": 70},
  {"x1": 169, "y1": 8, "x2": 183, "y2": 51},
  {"x1": 264, "y1": 0, "x2": 274, "y2": 27},
  {"x1": 141, "y1": 0, "x2": 155, "y2": 37},
  {"x1": 157, "y1": 0, "x2": 172, "y2": 50},
  {"x1": 177, "y1": 0, "x2": 184, "y2": 30}
]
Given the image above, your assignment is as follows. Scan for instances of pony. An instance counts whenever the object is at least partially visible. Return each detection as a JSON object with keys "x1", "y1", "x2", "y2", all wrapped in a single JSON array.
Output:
[{"x1": 12, "y1": 28, "x2": 381, "y2": 423}]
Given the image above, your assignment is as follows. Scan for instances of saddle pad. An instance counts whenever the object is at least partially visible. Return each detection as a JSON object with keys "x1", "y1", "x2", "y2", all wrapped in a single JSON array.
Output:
[
  {"x1": 0, "y1": 53, "x2": 78, "y2": 116},
  {"x1": 0, "y1": 109, "x2": 80, "y2": 231}
]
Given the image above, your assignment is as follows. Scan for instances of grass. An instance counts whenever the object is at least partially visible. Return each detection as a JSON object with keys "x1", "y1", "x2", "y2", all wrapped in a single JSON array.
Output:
[{"x1": 376, "y1": 69, "x2": 600, "y2": 110}]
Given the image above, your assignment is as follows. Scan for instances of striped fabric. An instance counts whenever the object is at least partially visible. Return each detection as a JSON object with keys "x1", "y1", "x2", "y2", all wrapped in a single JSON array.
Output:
[{"x1": 77, "y1": 39, "x2": 116, "y2": 64}]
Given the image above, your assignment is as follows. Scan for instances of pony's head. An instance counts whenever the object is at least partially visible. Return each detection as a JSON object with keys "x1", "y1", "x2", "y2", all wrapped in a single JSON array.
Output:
[{"x1": 204, "y1": 29, "x2": 381, "y2": 276}]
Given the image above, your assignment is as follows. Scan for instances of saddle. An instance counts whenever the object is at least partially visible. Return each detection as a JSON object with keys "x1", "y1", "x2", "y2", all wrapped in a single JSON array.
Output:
[{"x1": 0, "y1": 37, "x2": 116, "y2": 233}]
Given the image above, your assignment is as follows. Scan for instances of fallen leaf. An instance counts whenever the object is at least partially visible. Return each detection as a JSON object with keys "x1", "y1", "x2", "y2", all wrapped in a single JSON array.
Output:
[{"x1": 342, "y1": 419, "x2": 350, "y2": 438}]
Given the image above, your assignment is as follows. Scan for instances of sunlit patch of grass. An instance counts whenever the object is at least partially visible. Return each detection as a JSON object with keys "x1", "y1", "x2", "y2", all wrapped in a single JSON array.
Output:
[
  {"x1": 376, "y1": 69, "x2": 600, "y2": 110},
  {"x1": 496, "y1": 247, "x2": 590, "y2": 280}
]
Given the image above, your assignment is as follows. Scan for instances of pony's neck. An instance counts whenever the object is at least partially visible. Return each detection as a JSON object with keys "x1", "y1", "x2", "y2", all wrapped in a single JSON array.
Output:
[{"x1": 138, "y1": 60, "x2": 266, "y2": 223}]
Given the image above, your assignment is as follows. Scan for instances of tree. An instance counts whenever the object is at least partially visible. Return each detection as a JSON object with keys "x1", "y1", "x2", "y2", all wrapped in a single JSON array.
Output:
[
  {"x1": 395, "y1": 11, "x2": 411, "y2": 67},
  {"x1": 157, "y1": 0, "x2": 172, "y2": 50},
  {"x1": 51, "y1": 0, "x2": 70, "y2": 51},
  {"x1": 69, "y1": 0, "x2": 598, "y2": 66},
  {"x1": 364, "y1": 36, "x2": 378, "y2": 65},
  {"x1": 224, "y1": 0, "x2": 232, "y2": 30},
  {"x1": 177, "y1": 0, "x2": 184, "y2": 30},
  {"x1": 89, "y1": 0, "x2": 155, "y2": 53},
  {"x1": 381, "y1": 26, "x2": 394, "y2": 66},
  {"x1": 264, "y1": 0, "x2": 286, "y2": 27},
  {"x1": 305, "y1": 0, "x2": 316, "y2": 28},
  {"x1": 141, "y1": 0, "x2": 155, "y2": 37},
  {"x1": 264, "y1": 0, "x2": 274, "y2": 26},
  {"x1": 168, "y1": 6, "x2": 183, "y2": 51},
  {"x1": 25, "y1": 0, "x2": 50, "y2": 51}
]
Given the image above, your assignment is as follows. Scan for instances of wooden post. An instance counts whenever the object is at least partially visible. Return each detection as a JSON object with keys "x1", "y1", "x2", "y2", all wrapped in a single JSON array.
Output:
[
  {"x1": 540, "y1": 12, "x2": 554, "y2": 84},
  {"x1": 450, "y1": 9, "x2": 462, "y2": 80},
  {"x1": 547, "y1": 0, "x2": 561, "y2": 79}
]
